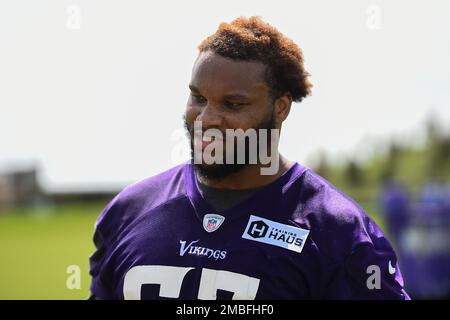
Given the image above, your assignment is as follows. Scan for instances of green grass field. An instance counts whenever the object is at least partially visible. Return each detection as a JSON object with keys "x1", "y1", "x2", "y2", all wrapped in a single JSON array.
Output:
[
  {"x1": 0, "y1": 199, "x2": 384, "y2": 300},
  {"x1": 0, "y1": 203, "x2": 105, "y2": 299}
]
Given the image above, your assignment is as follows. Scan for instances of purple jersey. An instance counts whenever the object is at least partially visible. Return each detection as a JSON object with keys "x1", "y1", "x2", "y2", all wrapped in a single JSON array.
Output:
[{"x1": 89, "y1": 162, "x2": 410, "y2": 300}]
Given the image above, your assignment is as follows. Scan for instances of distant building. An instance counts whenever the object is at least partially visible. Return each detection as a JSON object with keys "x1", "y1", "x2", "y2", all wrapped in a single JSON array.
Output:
[
  {"x1": 0, "y1": 168, "x2": 43, "y2": 208},
  {"x1": 0, "y1": 166, "x2": 123, "y2": 212}
]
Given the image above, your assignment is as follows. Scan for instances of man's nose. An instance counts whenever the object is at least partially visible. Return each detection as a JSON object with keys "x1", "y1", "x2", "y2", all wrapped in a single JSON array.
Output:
[{"x1": 196, "y1": 104, "x2": 223, "y2": 129}]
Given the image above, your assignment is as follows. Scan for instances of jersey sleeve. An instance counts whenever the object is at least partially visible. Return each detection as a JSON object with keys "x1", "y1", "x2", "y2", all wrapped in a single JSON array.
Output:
[
  {"x1": 323, "y1": 218, "x2": 410, "y2": 300},
  {"x1": 89, "y1": 195, "x2": 122, "y2": 300}
]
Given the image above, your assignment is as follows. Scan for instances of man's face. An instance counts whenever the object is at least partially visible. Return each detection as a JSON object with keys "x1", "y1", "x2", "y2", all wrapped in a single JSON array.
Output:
[{"x1": 184, "y1": 50, "x2": 276, "y2": 180}]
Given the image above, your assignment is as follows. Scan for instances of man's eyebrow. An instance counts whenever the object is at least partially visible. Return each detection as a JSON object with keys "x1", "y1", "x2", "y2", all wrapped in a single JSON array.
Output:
[
  {"x1": 189, "y1": 84, "x2": 250, "y2": 100},
  {"x1": 223, "y1": 93, "x2": 250, "y2": 100},
  {"x1": 189, "y1": 84, "x2": 200, "y2": 93}
]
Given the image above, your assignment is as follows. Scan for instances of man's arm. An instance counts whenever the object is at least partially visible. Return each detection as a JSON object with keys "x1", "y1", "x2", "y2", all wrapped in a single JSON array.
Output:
[
  {"x1": 88, "y1": 196, "x2": 121, "y2": 300},
  {"x1": 324, "y1": 235, "x2": 410, "y2": 299}
]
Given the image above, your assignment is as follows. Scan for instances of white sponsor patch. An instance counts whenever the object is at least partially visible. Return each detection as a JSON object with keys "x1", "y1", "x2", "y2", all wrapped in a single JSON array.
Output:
[{"x1": 242, "y1": 215, "x2": 310, "y2": 253}]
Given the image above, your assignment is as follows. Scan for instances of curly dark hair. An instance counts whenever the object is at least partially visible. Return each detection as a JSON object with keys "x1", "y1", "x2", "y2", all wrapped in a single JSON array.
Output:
[{"x1": 198, "y1": 16, "x2": 312, "y2": 103}]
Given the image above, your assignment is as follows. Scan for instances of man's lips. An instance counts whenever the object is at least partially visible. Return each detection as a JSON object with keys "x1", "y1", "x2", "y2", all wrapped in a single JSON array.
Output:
[{"x1": 193, "y1": 136, "x2": 223, "y2": 150}]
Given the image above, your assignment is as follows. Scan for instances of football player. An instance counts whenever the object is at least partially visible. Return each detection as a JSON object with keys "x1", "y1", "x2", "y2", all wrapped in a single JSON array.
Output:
[{"x1": 89, "y1": 16, "x2": 410, "y2": 300}]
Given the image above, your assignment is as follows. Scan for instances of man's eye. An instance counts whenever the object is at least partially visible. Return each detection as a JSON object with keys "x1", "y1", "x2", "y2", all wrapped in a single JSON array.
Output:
[
  {"x1": 191, "y1": 94, "x2": 207, "y2": 104},
  {"x1": 224, "y1": 101, "x2": 246, "y2": 109}
]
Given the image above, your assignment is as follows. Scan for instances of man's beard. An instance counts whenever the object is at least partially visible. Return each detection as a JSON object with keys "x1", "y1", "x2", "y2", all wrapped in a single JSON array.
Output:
[{"x1": 183, "y1": 111, "x2": 276, "y2": 181}]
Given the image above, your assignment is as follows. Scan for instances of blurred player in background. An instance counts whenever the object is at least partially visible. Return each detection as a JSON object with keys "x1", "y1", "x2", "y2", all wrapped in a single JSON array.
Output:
[{"x1": 390, "y1": 179, "x2": 450, "y2": 299}]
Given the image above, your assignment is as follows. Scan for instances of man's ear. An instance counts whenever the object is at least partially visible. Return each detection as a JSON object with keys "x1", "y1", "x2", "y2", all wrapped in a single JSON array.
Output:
[{"x1": 274, "y1": 94, "x2": 292, "y2": 127}]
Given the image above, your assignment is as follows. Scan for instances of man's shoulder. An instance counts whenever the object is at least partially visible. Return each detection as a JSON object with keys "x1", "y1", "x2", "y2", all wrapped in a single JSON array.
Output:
[
  {"x1": 94, "y1": 162, "x2": 189, "y2": 235},
  {"x1": 298, "y1": 169, "x2": 388, "y2": 262},
  {"x1": 297, "y1": 169, "x2": 409, "y2": 300},
  {"x1": 118, "y1": 162, "x2": 188, "y2": 205},
  {"x1": 299, "y1": 168, "x2": 369, "y2": 221}
]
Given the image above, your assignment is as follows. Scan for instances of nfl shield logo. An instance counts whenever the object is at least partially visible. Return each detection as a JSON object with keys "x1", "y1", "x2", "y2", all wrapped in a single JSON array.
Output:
[{"x1": 203, "y1": 214, "x2": 225, "y2": 233}]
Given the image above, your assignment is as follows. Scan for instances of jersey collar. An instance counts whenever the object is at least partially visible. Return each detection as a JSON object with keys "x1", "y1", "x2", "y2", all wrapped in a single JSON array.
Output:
[{"x1": 184, "y1": 161, "x2": 307, "y2": 224}]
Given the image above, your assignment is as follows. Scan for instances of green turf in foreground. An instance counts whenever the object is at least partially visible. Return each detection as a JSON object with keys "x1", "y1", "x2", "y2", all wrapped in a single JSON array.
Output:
[{"x1": 0, "y1": 204, "x2": 104, "y2": 299}]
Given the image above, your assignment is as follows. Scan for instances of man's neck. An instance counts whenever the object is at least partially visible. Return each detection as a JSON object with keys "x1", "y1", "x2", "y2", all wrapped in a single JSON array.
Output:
[{"x1": 196, "y1": 154, "x2": 294, "y2": 190}]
